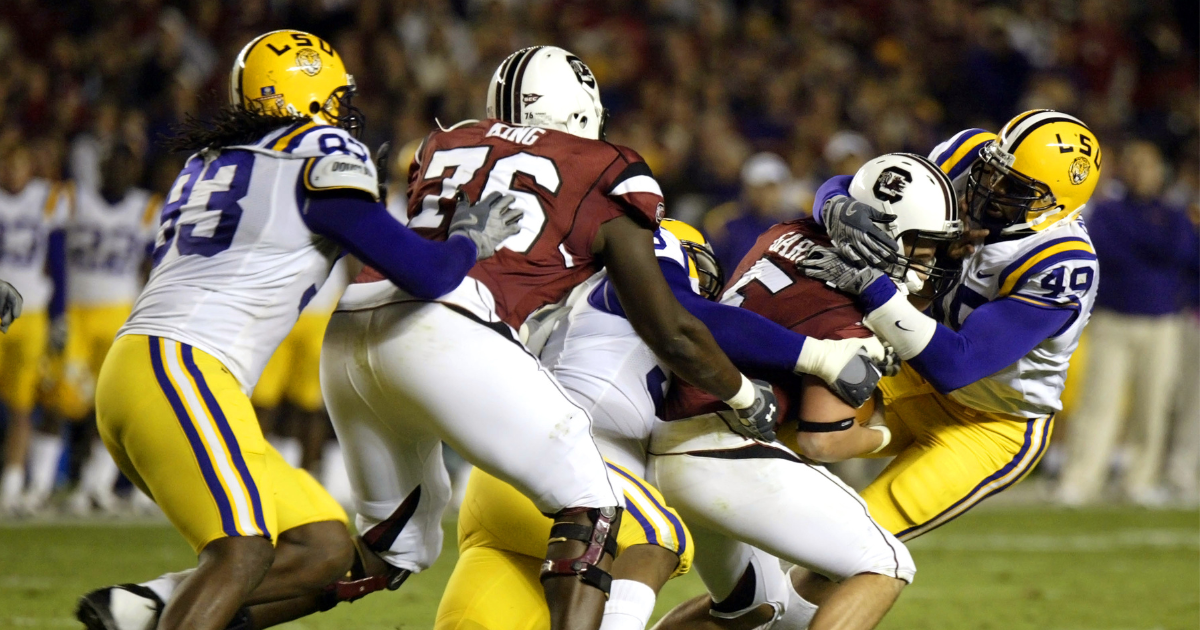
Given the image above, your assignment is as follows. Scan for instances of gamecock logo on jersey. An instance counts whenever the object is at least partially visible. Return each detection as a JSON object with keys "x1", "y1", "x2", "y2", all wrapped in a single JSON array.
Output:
[
  {"x1": 566, "y1": 56, "x2": 596, "y2": 89},
  {"x1": 872, "y1": 166, "x2": 912, "y2": 203},
  {"x1": 295, "y1": 49, "x2": 322, "y2": 76}
]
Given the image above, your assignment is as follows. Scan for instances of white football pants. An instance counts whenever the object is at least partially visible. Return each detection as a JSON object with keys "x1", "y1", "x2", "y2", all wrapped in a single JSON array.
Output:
[
  {"x1": 648, "y1": 414, "x2": 915, "y2": 618},
  {"x1": 321, "y1": 295, "x2": 620, "y2": 572}
]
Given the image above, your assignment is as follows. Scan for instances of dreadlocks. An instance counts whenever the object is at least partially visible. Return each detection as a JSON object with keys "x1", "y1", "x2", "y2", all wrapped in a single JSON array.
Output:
[{"x1": 162, "y1": 105, "x2": 310, "y2": 154}]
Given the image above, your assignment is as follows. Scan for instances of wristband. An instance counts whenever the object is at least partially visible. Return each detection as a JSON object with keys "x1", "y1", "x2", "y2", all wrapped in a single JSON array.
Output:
[
  {"x1": 723, "y1": 374, "x2": 755, "y2": 410},
  {"x1": 866, "y1": 425, "x2": 892, "y2": 454}
]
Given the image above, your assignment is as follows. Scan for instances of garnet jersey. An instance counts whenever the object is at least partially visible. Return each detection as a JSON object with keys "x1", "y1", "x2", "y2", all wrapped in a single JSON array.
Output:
[
  {"x1": 358, "y1": 119, "x2": 663, "y2": 330},
  {"x1": 667, "y1": 218, "x2": 873, "y2": 423}
]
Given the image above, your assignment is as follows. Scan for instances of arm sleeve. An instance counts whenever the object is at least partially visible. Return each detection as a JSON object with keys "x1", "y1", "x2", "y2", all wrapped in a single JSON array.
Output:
[
  {"x1": 47, "y1": 229, "x2": 66, "y2": 319},
  {"x1": 660, "y1": 260, "x2": 808, "y2": 373},
  {"x1": 301, "y1": 193, "x2": 477, "y2": 300},
  {"x1": 908, "y1": 297, "x2": 1073, "y2": 393},
  {"x1": 810, "y1": 175, "x2": 854, "y2": 226}
]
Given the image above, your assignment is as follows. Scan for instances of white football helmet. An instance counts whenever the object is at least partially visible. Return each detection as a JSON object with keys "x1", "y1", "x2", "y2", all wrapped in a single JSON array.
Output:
[
  {"x1": 486, "y1": 46, "x2": 607, "y2": 140},
  {"x1": 848, "y1": 152, "x2": 964, "y2": 297}
]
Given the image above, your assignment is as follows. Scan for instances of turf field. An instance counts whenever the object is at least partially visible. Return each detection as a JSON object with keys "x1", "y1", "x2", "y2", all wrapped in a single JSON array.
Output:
[{"x1": 2, "y1": 505, "x2": 1196, "y2": 630}]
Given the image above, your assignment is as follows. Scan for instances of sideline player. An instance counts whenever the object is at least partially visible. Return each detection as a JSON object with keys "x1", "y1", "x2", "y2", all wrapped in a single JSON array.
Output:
[
  {"x1": 29, "y1": 144, "x2": 162, "y2": 514},
  {"x1": 793, "y1": 111, "x2": 1102, "y2": 616},
  {"x1": 652, "y1": 153, "x2": 964, "y2": 630},
  {"x1": 75, "y1": 30, "x2": 520, "y2": 630},
  {"x1": 436, "y1": 219, "x2": 884, "y2": 630},
  {"x1": 323, "y1": 46, "x2": 780, "y2": 630},
  {"x1": 0, "y1": 142, "x2": 68, "y2": 515}
]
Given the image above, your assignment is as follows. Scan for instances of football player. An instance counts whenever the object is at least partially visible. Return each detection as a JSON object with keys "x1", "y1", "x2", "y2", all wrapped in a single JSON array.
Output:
[
  {"x1": 791, "y1": 111, "x2": 1101, "y2": 616},
  {"x1": 0, "y1": 142, "x2": 68, "y2": 515},
  {"x1": 652, "y1": 153, "x2": 964, "y2": 630},
  {"x1": 29, "y1": 143, "x2": 163, "y2": 515},
  {"x1": 322, "y1": 46, "x2": 779, "y2": 630},
  {"x1": 75, "y1": 30, "x2": 520, "y2": 630},
  {"x1": 437, "y1": 219, "x2": 884, "y2": 630}
]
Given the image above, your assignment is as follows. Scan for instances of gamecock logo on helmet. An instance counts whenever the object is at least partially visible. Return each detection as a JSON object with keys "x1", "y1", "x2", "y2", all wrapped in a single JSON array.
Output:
[
  {"x1": 566, "y1": 56, "x2": 596, "y2": 89},
  {"x1": 872, "y1": 166, "x2": 912, "y2": 203},
  {"x1": 295, "y1": 49, "x2": 322, "y2": 76}
]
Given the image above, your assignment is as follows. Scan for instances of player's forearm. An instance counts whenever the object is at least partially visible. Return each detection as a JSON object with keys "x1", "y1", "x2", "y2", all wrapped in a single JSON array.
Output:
[
  {"x1": 810, "y1": 175, "x2": 853, "y2": 226},
  {"x1": 663, "y1": 262, "x2": 807, "y2": 374},
  {"x1": 638, "y1": 306, "x2": 743, "y2": 400},
  {"x1": 303, "y1": 194, "x2": 477, "y2": 299}
]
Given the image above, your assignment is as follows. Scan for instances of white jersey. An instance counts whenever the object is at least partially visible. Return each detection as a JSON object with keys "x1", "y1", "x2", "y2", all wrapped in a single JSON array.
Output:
[
  {"x1": 122, "y1": 122, "x2": 378, "y2": 393},
  {"x1": 538, "y1": 227, "x2": 696, "y2": 472},
  {"x1": 0, "y1": 178, "x2": 68, "y2": 312},
  {"x1": 67, "y1": 186, "x2": 160, "y2": 307},
  {"x1": 932, "y1": 218, "x2": 1098, "y2": 418}
]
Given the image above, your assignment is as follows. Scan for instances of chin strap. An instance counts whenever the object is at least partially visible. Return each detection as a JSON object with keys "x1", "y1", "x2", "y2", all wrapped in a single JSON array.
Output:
[{"x1": 540, "y1": 506, "x2": 622, "y2": 595}]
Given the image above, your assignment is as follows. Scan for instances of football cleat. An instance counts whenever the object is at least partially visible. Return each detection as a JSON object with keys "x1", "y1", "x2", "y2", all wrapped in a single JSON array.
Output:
[{"x1": 76, "y1": 584, "x2": 162, "y2": 630}]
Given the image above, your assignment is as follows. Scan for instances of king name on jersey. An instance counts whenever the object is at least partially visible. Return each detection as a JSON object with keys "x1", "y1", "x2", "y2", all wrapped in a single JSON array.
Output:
[{"x1": 485, "y1": 122, "x2": 546, "y2": 146}]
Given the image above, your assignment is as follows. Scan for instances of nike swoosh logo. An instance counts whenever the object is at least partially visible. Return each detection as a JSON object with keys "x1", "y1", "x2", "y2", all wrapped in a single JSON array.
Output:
[
  {"x1": 895, "y1": 320, "x2": 914, "y2": 332},
  {"x1": 976, "y1": 271, "x2": 995, "y2": 279}
]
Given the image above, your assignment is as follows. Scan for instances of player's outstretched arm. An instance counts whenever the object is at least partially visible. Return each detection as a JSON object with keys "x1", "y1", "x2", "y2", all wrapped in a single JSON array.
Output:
[
  {"x1": 802, "y1": 250, "x2": 1074, "y2": 394},
  {"x1": 597, "y1": 215, "x2": 779, "y2": 440},
  {"x1": 654, "y1": 259, "x2": 883, "y2": 408},
  {"x1": 302, "y1": 191, "x2": 516, "y2": 300}
]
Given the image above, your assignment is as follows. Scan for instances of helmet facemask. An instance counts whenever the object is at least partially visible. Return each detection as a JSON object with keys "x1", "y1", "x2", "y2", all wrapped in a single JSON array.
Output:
[
  {"x1": 324, "y1": 77, "x2": 365, "y2": 139},
  {"x1": 681, "y1": 240, "x2": 725, "y2": 301},
  {"x1": 887, "y1": 232, "x2": 962, "y2": 301},
  {"x1": 965, "y1": 142, "x2": 1057, "y2": 235}
]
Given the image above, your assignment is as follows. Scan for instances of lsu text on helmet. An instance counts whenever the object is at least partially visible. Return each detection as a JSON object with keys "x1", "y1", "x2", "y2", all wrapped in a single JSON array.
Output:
[
  {"x1": 966, "y1": 109, "x2": 1101, "y2": 238},
  {"x1": 229, "y1": 30, "x2": 364, "y2": 137},
  {"x1": 486, "y1": 46, "x2": 607, "y2": 140},
  {"x1": 661, "y1": 218, "x2": 724, "y2": 301},
  {"x1": 848, "y1": 152, "x2": 964, "y2": 298}
]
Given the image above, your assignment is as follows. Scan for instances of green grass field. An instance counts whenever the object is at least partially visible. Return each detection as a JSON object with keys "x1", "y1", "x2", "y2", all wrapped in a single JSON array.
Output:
[{"x1": 2, "y1": 505, "x2": 1196, "y2": 630}]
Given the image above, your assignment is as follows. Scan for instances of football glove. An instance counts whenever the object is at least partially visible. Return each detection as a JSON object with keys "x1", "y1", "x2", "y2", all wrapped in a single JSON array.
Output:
[
  {"x1": 800, "y1": 245, "x2": 885, "y2": 296},
  {"x1": 374, "y1": 141, "x2": 391, "y2": 201},
  {"x1": 449, "y1": 191, "x2": 521, "y2": 260},
  {"x1": 822, "y1": 195, "x2": 899, "y2": 267},
  {"x1": 795, "y1": 336, "x2": 887, "y2": 408},
  {"x1": 0, "y1": 280, "x2": 22, "y2": 334},
  {"x1": 721, "y1": 378, "x2": 779, "y2": 442}
]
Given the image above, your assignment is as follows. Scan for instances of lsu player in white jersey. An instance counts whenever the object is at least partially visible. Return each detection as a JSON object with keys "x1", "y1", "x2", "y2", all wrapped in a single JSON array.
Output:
[
  {"x1": 76, "y1": 30, "x2": 520, "y2": 630},
  {"x1": 0, "y1": 143, "x2": 69, "y2": 515},
  {"x1": 438, "y1": 218, "x2": 887, "y2": 630},
  {"x1": 27, "y1": 143, "x2": 163, "y2": 515},
  {"x1": 800, "y1": 110, "x2": 1101, "y2": 547}
]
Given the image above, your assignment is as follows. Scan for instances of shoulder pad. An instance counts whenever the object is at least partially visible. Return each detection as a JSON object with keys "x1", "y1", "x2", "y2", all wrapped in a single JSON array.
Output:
[
  {"x1": 304, "y1": 151, "x2": 379, "y2": 200},
  {"x1": 654, "y1": 227, "x2": 688, "y2": 270}
]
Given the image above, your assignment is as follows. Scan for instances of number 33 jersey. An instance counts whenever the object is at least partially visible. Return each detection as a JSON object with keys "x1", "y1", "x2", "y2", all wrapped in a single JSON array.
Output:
[
  {"x1": 401, "y1": 119, "x2": 664, "y2": 330},
  {"x1": 930, "y1": 218, "x2": 1099, "y2": 418},
  {"x1": 122, "y1": 123, "x2": 376, "y2": 393}
]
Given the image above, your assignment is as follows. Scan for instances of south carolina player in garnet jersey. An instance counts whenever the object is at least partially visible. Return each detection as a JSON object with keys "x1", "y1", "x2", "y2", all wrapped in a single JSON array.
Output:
[
  {"x1": 651, "y1": 155, "x2": 963, "y2": 630},
  {"x1": 322, "y1": 47, "x2": 778, "y2": 630}
]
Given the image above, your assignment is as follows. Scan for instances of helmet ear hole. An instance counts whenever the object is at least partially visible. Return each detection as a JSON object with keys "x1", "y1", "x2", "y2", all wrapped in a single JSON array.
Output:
[{"x1": 309, "y1": 101, "x2": 321, "y2": 114}]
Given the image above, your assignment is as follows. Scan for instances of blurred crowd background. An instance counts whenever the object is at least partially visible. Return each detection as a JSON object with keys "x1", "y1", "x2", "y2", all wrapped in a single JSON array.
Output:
[{"x1": 0, "y1": 0, "x2": 1196, "y2": 512}]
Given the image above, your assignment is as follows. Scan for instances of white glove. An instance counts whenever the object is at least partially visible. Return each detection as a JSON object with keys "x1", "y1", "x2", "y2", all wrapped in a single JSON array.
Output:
[
  {"x1": 448, "y1": 191, "x2": 521, "y2": 260},
  {"x1": 795, "y1": 337, "x2": 887, "y2": 408}
]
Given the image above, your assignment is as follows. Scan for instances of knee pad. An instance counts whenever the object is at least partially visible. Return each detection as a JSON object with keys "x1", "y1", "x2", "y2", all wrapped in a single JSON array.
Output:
[{"x1": 540, "y1": 505, "x2": 622, "y2": 595}]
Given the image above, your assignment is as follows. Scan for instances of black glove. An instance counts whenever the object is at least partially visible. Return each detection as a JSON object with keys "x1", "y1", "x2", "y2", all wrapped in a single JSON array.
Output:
[
  {"x1": 722, "y1": 379, "x2": 779, "y2": 442},
  {"x1": 448, "y1": 191, "x2": 522, "y2": 260},
  {"x1": 800, "y1": 245, "x2": 885, "y2": 296},
  {"x1": 823, "y1": 195, "x2": 899, "y2": 267},
  {"x1": 374, "y1": 141, "x2": 392, "y2": 201},
  {"x1": 0, "y1": 280, "x2": 22, "y2": 333}
]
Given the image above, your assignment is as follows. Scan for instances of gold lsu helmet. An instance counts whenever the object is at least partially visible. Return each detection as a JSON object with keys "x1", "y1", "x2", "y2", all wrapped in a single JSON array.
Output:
[
  {"x1": 965, "y1": 109, "x2": 1102, "y2": 237},
  {"x1": 229, "y1": 30, "x2": 364, "y2": 137},
  {"x1": 660, "y1": 218, "x2": 724, "y2": 300}
]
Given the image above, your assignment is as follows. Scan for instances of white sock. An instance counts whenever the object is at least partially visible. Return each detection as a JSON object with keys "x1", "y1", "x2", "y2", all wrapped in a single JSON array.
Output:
[
  {"x1": 141, "y1": 570, "x2": 193, "y2": 603},
  {"x1": 26, "y1": 433, "x2": 63, "y2": 500},
  {"x1": 601, "y1": 579, "x2": 656, "y2": 630},
  {"x1": 269, "y1": 435, "x2": 303, "y2": 468},
  {"x1": 1, "y1": 465, "x2": 24, "y2": 506},
  {"x1": 81, "y1": 439, "x2": 120, "y2": 495},
  {"x1": 773, "y1": 581, "x2": 819, "y2": 630},
  {"x1": 320, "y1": 441, "x2": 353, "y2": 506}
]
